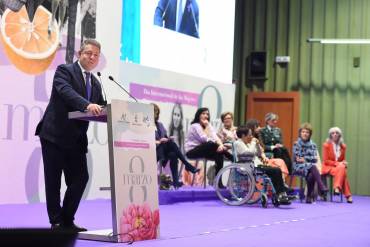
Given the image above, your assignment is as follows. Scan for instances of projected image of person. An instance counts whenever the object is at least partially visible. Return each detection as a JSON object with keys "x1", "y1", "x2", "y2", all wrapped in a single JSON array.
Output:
[
  {"x1": 153, "y1": 103, "x2": 200, "y2": 188},
  {"x1": 78, "y1": 0, "x2": 96, "y2": 42},
  {"x1": 168, "y1": 103, "x2": 185, "y2": 153},
  {"x1": 0, "y1": 1, "x2": 5, "y2": 15},
  {"x1": 154, "y1": 0, "x2": 199, "y2": 38}
]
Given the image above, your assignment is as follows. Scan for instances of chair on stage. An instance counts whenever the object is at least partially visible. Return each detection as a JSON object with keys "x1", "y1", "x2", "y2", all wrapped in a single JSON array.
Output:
[
  {"x1": 288, "y1": 174, "x2": 305, "y2": 202},
  {"x1": 157, "y1": 160, "x2": 173, "y2": 190},
  {"x1": 158, "y1": 159, "x2": 203, "y2": 189},
  {"x1": 181, "y1": 158, "x2": 210, "y2": 188},
  {"x1": 321, "y1": 174, "x2": 344, "y2": 202},
  {"x1": 289, "y1": 153, "x2": 329, "y2": 203}
]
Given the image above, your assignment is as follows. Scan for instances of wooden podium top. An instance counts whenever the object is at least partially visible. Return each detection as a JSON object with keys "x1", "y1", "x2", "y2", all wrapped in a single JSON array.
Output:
[{"x1": 68, "y1": 107, "x2": 108, "y2": 122}]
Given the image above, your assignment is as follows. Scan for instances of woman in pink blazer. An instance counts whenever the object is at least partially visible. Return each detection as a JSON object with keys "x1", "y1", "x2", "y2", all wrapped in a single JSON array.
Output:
[{"x1": 322, "y1": 127, "x2": 352, "y2": 203}]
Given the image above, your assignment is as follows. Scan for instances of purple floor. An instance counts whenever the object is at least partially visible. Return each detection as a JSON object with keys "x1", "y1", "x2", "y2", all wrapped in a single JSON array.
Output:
[
  {"x1": 159, "y1": 186, "x2": 219, "y2": 204},
  {"x1": 1, "y1": 195, "x2": 370, "y2": 247}
]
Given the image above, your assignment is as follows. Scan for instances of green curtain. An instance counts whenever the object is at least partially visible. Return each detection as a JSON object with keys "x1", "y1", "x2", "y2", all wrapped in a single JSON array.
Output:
[{"x1": 233, "y1": 0, "x2": 370, "y2": 195}]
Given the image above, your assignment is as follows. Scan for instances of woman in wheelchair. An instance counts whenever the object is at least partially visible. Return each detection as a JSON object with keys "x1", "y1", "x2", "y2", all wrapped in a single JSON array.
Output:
[
  {"x1": 233, "y1": 125, "x2": 294, "y2": 205},
  {"x1": 292, "y1": 123, "x2": 328, "y2": 203},
  {"x1": 246, "y1": 119, "x2": 290, "y2": 183}
]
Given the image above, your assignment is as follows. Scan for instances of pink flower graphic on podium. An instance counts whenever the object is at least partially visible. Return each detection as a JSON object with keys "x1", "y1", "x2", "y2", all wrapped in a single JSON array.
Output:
[{"x1": 119, "y1": 203, "x2": 160, "y2": 242}]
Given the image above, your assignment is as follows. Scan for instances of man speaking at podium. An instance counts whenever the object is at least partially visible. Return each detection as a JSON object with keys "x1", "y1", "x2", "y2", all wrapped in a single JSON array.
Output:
[{"x1": 35, "y1": 39, "x2": 105, "y2": 232}]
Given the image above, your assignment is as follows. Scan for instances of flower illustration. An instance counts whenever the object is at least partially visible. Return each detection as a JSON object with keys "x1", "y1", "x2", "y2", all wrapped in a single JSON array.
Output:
[{"x1": 119, "y1": 203, "x2": 160, "y2": 242}]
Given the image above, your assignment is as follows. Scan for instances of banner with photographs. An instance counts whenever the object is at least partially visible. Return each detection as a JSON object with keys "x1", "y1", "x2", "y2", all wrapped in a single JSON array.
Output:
[{"x1": 0, "y1": 0, "x2": 235, "y2": 204}]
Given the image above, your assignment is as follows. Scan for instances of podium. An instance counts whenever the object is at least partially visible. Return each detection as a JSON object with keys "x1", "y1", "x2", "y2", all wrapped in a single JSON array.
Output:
[{"x1": 69, "y1": 99, "x2": 160, "y2": 243}]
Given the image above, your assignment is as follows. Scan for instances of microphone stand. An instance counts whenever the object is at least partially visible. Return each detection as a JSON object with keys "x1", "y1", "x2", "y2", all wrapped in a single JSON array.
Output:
[
  {"x1": 108, "y1": 76, "x2": 138, "y2": 102},
  {"x1": 97, "y1": 72, "x2": 108, "y2": 105}
]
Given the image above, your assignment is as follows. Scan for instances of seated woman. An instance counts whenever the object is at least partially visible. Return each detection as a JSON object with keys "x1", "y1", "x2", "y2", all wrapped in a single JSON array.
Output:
[
  {"x1": 233, "y1": 125, "x2": 293, "y2": 205},
  {"x1": 217, "y1": 112, "x2": 238, "y2": 150},
  {"x1": 185, "y1": 107, "x2": 232, "y2": 187},
  {"x1": 153, "y1": 104, "x2": 200, "y2": 189},
  {"x1": 246, "y1": 119, "x2": 289, "y2": 181},
  {"x1": 322, "y1": 127, "x2": 352, "y2": 203},
  {"x1": 292, "y1": 123, "x2": 328, "y2": 203},
  {"x1": 260, "y1": 113, "x2": 293, "y2": 174}
]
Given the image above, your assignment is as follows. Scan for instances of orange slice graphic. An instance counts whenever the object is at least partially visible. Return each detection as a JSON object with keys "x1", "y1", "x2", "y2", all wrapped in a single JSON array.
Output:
[{"x1": 0, "y1": 5, "x2": 59, "y2": 75}]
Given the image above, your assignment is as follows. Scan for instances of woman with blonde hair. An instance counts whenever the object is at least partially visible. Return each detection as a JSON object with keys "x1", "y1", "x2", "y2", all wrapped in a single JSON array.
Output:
[
  {"x1": 217, "y1": 112, "x2": 237, "y2": 149},
  {"x1": 292, "y1": 123, "x2": 328, "y2": 203},
  {"x1": 322, "y1": 127, "x2": 352, "y2": 203}
]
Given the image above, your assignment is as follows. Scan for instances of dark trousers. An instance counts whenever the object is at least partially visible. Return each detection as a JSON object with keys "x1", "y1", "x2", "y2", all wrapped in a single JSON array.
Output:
[
  {"x1": 273, "y1": 147, "x2": 292, "y2": 174},
  {"x1": 186, "y1": 142, "x2": 232, "y2": 176},
  {"x1": 157, "y1": 140, "x2": 196, "y2": 183},
  {"x1": 40, "y1": 138, "x2": 88, "y2": 225},
  {"x1": 306, "y1": 165, "x2": 326, "y2": 197},
  {"x1": 258, "y1": 166, "x2": 286, "y2": 194}
]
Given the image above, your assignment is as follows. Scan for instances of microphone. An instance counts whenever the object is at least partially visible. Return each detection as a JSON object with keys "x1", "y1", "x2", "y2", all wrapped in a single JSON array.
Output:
[
  {"x1": 108, "y1": 76, "x2": 138, "y2": 102},
  {"x1": 96, "y1": 72, "x2": 107, "y2": 105}
]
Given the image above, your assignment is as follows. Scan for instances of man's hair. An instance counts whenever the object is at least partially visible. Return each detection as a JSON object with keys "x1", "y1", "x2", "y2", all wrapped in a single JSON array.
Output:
[{"x1": 79, "y1": 39, "x2": 101, "y2": 52}]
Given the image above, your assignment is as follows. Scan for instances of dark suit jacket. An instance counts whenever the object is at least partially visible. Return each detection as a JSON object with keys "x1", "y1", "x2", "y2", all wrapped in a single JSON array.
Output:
[
  {"x1": 260, "y1": 126, "x2": 283, "y2": 157},
  {"x1": 155, "y1": 121, "x2": 168, "y2": 140},
  {"x1": 35, "y1": 62, "x2": 104, "y2": 152},
  {"x1": 154, "y1": 0, "x2": 199, "y2": 38},
  {"x1": 155, "y1": 121, "x2": 169, "y2": 162}
]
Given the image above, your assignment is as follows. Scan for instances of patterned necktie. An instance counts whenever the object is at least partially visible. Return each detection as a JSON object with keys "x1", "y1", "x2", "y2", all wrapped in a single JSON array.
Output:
[
  {"x1": 176, "y1": 0, "x2": 183, "y2": 31},
  {"x1": 84, "y1": 71, "x2": 91, "y2": 100}
]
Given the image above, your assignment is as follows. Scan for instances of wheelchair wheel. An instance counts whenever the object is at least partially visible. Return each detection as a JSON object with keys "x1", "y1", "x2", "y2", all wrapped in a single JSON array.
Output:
[
  {"x1": 272, "y1": 195, "x2": 280, "y2": 207},
  {"x1": 261, "y1": 193, "x2": 268, "y2": 208},
  {"x1": 247, "y1": 175, "x2": 264, "y2": 204},
  {"x1": 214, "y1": 163, "x2": 255, "y2": 206}
]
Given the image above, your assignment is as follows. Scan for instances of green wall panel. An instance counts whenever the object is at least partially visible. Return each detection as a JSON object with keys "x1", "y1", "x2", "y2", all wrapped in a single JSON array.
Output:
[{"x1": 233, "y1": 0, "x2": 370, "y2": 195}]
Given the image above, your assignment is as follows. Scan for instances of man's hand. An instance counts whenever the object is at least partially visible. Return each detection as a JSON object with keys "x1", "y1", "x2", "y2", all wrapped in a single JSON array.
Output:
[
  {"x1": 86, "y1": 103, "x2": 102, "y2": 116},
  {"x1": 275, "y1": 143, "x2": 283, "y2": 148}
]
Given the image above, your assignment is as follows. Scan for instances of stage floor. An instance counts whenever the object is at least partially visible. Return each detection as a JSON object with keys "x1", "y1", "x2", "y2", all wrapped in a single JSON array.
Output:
[{"x1": 1, "y1": 194, "x2": 370, "y2": 247}]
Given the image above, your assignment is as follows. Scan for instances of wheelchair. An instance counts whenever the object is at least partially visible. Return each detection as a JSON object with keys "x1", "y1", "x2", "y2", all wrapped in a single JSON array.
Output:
[{"x1": 214, "y1": 153, "x2": 282, "y2": 208}]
